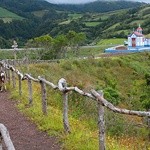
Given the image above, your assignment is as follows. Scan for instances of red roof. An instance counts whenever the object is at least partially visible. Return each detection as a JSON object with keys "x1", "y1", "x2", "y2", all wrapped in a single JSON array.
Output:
[{"x1": 137, "y1": 27, "x2": 142, "y2": 31}]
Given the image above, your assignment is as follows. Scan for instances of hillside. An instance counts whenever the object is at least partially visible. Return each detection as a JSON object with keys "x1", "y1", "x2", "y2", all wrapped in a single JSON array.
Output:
[
  {"x1": 0, "y1": 0, "x2": 149, "y2": 48},
  {"x1": 10, "y1": 52, "x2": 150, "y2": 150},
  {"x1": 0, "y1": 7, "x2": 23, "y2": 22},
  {"x1": 58, "y1": 0, "x2": 143, "y2": 13},
  {"x1": 0, "y1": 0, "x2": 59, "y2": 17},
  {"x1": 55, "y1": 4, "x2": 150, "y2": 44}
]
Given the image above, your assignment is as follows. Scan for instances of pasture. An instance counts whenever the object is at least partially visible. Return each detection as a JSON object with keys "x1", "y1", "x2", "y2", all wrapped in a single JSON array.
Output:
[{"x1": 0, "y1": 7, "x2": 23, "y2": 22}]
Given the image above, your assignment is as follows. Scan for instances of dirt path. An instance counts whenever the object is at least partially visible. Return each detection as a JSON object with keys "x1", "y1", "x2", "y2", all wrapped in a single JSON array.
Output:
[{"x1": 0, "y1": 92, "x2": 61, "y2": 150}]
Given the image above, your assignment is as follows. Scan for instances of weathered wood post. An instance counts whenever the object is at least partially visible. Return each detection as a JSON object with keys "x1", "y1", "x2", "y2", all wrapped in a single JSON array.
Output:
[
  {"x1": 58, "y1": 78, "x2": 70, "y2": 133},
  {"x1": 11, "y1": 70, "x2": 16, "y2": 88},
  {"x1": 40, "y1": 80, "x2": 47, "y2": 115},
  {"x1": 18, "y1": 74, "x2": 22, "y2": 96},
  {"x1": 3, "y1": 63, "x2": 7, "y2": 78},
  {"x1": 97, "y1": 90, "x2": 105, "y2": 150},
  {"x1": 0, "y1": 124, "x2": 15, "y2": 150},
  {"x1": 0, "y1": 133, "x2": 2, "y2": 150},
  {"x1": 28, "y1": 78, "x2": 33, "y2": 105},
  {"x1": 7, "y1": 69, "x2": 11, "y2": 85}
]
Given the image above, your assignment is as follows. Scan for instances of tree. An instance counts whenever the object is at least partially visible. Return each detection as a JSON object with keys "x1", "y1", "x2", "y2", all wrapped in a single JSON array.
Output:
[
  {"x1": 26, "y1": 35, "x2": 54, "y2": 59},
  {"x1": 53, "y1": 34, "x2": 68, "y2": 59},
  {"x1": 66, "y1": 31, "x2": 86, "y2": 56}
]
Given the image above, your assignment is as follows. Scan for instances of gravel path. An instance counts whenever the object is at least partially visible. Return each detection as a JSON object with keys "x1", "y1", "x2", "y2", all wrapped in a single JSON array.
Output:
[{"x1": 0, "y1": 92, "x2": 61, "y2": 150}]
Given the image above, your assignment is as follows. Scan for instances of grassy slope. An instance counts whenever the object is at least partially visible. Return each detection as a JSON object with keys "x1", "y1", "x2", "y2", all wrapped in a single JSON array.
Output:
[
  {"x1": 0, "y1": 7, "x2": 23, "y2": 22},
  {"x1": 97, "y1": 38, "x2": 126, "y2": 45},
  {"x1": 59, "y1": 5, "x2": 150, "y2": 41},
  {"x1": 9, "y1": 52, "x2": 150, "y2": 150}
]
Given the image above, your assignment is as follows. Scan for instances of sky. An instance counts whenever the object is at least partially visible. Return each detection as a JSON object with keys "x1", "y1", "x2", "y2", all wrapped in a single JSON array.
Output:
[{"x1": 46, "y1": 0, "x2": 150, "y2": 4}]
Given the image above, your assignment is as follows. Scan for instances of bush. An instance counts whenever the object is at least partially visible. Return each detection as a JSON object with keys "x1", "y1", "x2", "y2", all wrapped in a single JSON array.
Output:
[
  {"x1": 145, "y1": 73, "x2": 150, "y2": 86},
  {"x1": 104, "y1": 87, "x2": 121, "y2": 105}
]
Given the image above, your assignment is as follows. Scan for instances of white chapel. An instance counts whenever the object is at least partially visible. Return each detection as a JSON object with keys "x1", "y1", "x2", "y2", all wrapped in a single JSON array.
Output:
[{"x1": 128, "y1": 25, "x2": 145, "y2": 47}]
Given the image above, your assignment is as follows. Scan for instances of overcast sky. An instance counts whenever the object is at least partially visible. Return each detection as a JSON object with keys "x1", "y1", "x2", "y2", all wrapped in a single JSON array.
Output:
[{"x1": 46, "y1": 0, "x2": 150, "y2": 4}]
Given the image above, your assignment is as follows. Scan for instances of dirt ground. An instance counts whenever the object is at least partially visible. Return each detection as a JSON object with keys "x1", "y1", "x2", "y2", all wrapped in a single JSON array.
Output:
[{"x1": 0, "y1": 92, "x2": 61, "y2": 150}]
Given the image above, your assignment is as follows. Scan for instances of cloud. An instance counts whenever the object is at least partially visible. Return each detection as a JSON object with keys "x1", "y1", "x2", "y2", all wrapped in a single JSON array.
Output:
[
  {"x1": 46, "y1": 0, "x2": 150, "y2": 4},
  {"x1": 46, "y1": 0, "x2": 97, "y2": 4}
]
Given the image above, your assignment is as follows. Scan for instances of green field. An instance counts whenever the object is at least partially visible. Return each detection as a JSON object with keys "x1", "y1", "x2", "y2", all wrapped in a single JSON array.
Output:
[
  {"x1": 97, "y1": 38, "x2": 126, "y2": 45},
  {"x1": 0, "y1": 7, "x2": 23, "y2": 22},
  {"x1": 32, "y1": 10, "x2": 48, "y2": 18},
  {"x1": 85, "y1": 22, "x2": 100, "y2": 27},
  {"x1": 68, "y1": 13, "x2": 83, "y2": 20}
]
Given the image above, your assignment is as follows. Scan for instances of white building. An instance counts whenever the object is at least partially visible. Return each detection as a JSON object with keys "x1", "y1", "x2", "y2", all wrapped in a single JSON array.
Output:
[{"x1": 128, "y1": 25, "x2": 145, "y2": 47}]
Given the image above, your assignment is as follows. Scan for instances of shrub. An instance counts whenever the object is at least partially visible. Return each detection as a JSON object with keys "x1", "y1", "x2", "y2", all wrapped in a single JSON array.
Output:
[
  {"x1": 104, "y1": 87, "x2": 121, "y2": 105},
  {"x1": 145, "y1": 73, "x2": 150, "y2": 86}
]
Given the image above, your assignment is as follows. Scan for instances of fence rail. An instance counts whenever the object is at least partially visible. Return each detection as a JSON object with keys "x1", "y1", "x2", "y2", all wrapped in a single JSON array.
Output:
[
  {"x1": 0, "y1": 60, "x2": 149, "y2": 150},
  {"x1": 0, "y1": 124, "x2": 15, "y2": 150}
]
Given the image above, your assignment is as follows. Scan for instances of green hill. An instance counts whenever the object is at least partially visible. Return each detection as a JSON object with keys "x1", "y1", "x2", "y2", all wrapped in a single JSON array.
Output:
[
  {"x1": 57, "y1": 5, "x2": 150, "y2": 44},
  {"x1": 0, "y1": 7, "x2": 23, "y2": 22},
  {"x1": 0, "y1": 0, "x2": 149, "y2": 48},
  {"x1": 59, "y1": 0, "x2": 143, "y2": 13}
]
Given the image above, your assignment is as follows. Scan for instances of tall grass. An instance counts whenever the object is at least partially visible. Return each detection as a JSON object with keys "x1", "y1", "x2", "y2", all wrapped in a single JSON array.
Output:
[{"x1": 8, "y1": 52, "x2": 150, "y2": 149}]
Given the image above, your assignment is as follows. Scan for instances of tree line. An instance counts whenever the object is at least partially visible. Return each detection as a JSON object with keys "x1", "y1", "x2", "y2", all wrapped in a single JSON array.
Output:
[{"x1": 26, "y1": 31, "x2": 86, "y2": 59}]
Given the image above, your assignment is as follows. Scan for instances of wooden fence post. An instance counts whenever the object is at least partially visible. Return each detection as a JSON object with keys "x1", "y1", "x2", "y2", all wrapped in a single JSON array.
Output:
[
  {"x1": 0, "y1": 133, "x2": 2, "y2": 150},
  {"x1": 58, "y1": 78, "x2": 70, "y2": 133},
  {"x1": 18, "y1": 75, "x2": 22, "y2": 96},
  {"x1": 40, "y1": 80, "x2": 47, "y2": 115},
  {"x1": 0, "y1": 124, "x2": 15, "y2": 150},
  {"x1": 97, "y1": 91, "x2": 105, "y2": 150},
  {"x1": 63, "y1": 91, "x2": 70, "y2": 133},
  {"x1": 11, "y1": 70, "x2": 16, "y2": 88},
  {"x1": 7, "y1": 68, "x2": 11, "y2": 85},
  {"x1": 28, "y1": 79, "x2": 33, "y2": 105}
]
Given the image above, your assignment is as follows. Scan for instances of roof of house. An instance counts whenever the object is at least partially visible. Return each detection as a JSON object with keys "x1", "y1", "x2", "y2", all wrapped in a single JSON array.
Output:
[{"x1": 137, "y1": 27, "x2": 142, "y2": 31}]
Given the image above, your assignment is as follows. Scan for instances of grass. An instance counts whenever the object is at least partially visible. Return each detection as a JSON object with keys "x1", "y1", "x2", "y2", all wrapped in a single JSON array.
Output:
[
  {"x1": 84, "y1": 22, "x2": 100, "y2": 27},
  {"x1": 97, "y1": 38, "x2": 126, "y2": 46},
  {"x1": 32, "y1": 10, "x2": 48, "y2": 18},
  {"x1": 0, "y1": 45, "x2": 107, "y2": 60},
  {"x1": 0, "y1": 7, "x2": 23, "y2": 22},
  {"x1": 68, "y1": 13, "x2": 83, "y2": 20},
  {"x1": 59, "y1": 13, "x2": 82, "y2": 25},
  {"x1": 7, "y1": 52, "x2": 150, "y2": 150},
  {"x1": 104, "y1": 23, "x2": 120, "y2": 31},
  {"x1": 130, "y1": 20, "x2": 144, "y2": 25},
  {"x1": 66, "y1": 46, "x2": 107, "y2": 58},
  {"x1": 59, "y1": 20, "x2": 71, "y2": 25}
]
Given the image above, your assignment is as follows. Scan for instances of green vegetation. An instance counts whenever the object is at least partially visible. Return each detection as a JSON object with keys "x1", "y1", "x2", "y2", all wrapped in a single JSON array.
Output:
[
  {"x1": 0, "y1": 45, "x2": 106, "y2": 60},
  {"x1": 0, "y1": 0, "x2": 147, "y2": 48},
  {"x1": 68, "y1": 13, "x2": 82, "y2": 20},
  {"x1": 32, "y1": 10, "x2": 48, "y2": 18},
  {"x1": 0, "y1": 7, "x2": 23, "y2": 22},
  {"x1": 9, "y1": 52, "x2": 150, "y2": 150},
  {"x1": 84, "y1": 22, "x2": 100, "y2": 27},
  {"x1": 97, "y1": 38, "x2": 126, "y2": 45}
]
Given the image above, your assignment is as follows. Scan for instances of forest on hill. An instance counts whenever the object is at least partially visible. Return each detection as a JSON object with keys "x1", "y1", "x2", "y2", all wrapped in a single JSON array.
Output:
[{"x1": 0, "y1": 0, "x2": 149, "y2": 49}]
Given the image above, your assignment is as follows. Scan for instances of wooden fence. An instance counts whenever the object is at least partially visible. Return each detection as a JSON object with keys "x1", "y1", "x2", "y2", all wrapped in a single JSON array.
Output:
[
  {"x1": 0, "y1": 124, "x2": 15, "y2": 150},
  {"x1": 0, "y1": 60, "x2": 150, "y2": 150}
]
